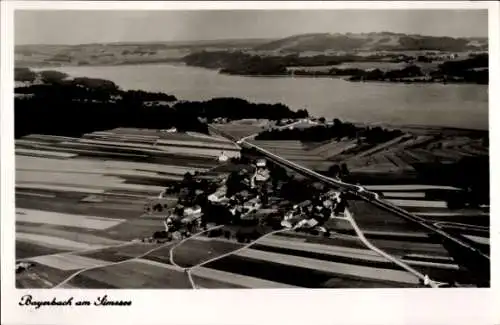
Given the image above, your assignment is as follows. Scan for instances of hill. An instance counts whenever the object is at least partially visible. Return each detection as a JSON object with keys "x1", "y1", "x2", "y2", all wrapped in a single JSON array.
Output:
[
  {"x1": 254, "y1": 32, "x2": 488, "y2": 53},
  {"x1": 15, "y1": 33, "x2": 488, "y2": 68},
  {"x1": 15, "y1": 38, "x2": 272, "y2": 68}
]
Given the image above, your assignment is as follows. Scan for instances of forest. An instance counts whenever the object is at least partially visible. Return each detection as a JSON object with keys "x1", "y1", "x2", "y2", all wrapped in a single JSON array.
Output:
[{"x1": 14, "y1": 68, "x2": 308, "y2": 138}]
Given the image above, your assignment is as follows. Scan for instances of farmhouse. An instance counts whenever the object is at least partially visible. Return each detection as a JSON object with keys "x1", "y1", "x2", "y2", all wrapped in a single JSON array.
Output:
[
  {"x1": 208, "y1": 186, "x2": 228, "y2": 203},
  {"x1": 218, "y1": 151, "x2": 229, "y2": 162}
]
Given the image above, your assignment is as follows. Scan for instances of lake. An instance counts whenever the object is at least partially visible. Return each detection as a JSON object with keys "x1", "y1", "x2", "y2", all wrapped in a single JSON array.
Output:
[{"x1": 52, "y1": 63, "x2": 488, "y2": 130}]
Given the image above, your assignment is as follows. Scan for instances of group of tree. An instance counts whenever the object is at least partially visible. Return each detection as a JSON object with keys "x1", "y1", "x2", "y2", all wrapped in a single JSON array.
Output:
[
  {"x1": 15, "y1": 68, "x2": 308, "y2": 138},
  {"x1": 183, "y1": 50, "x2": 392, "y2": 73},
  {"x1": 201, "y1": 203, "x2": 234, "y2": 226},
  {"x1": 431, "y1": 53, "x2": 488, "y2": 84},
  {"x1": 397, "y1": 36, "x2": 472, "y2": 52},
  {"x1": 349, "y1": 54, "x2": 488, "y2": 84},
  {"x1": 255, "y1": 119, "x2": 403, "y2": 144},
  {"x1": 15, "y1": 67, "x2": 38, "y2": 83},
  {"x1": 173, "y1": 97, "x2": 308, "y2": 122},
  {"x1": 281, "y1": 60, "x2": 487, "y2": 85},
  {"x1": 413, "y1": 155, "x2": 489, "y2": 209},
  {"x1": 225, "y1": 170, "x2": 248, "y2": 197},
  {"x1": 326, "y1": 163, "x2": 350, "y2": 179},
  {"x1": 279, "y1": 176, "x2": 321, "y2": 202},
  {"x1": 182, "y1": 50, "x2": 488, "y2": 84},
  {"x1": 15, "y1": 85, "x2": 205, "y2": 138}
]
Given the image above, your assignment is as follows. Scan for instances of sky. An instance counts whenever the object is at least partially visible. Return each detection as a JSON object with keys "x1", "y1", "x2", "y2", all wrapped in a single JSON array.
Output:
[{"x1": 15, "y1": 9, "x2": 488, "y2": 45}]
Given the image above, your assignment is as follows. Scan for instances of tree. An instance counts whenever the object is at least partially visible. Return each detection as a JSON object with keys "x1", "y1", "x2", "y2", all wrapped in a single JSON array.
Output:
[
  {"x1": 328, "y1": 164, "x2": 341, "y2": 178},
  {"x1": 260, "y1": 190, "x2": 269, "y2": 206},
  {"x1": 202, "y1": 203, "x2": 233, "y2": 225},
  {"x1": 446, "y1": 195, "x2": 465, "y2": 210},
  {"x1": 153, "y1": 231, "x2": 169, "y2": 239},
  {"x1": 15, "y1": 67, "x2": 36, "y2": 83},
  {"x1": 39, "y1": 70, "x2": 69, "y2": 84},
  {"x1": 72, "y1": 77, "x2": 119, "y2": 92},
  {"x1": 152, "y1": 203, "x2": 164, "y2": 213},
  {"x1": 269, "y1": 165, "x2": 288, "y2": 186},
  {"x1": 182, "y1": 172, "x2": 194, "y2": 185},
  {"x1": 319, "y1": 117, "x2": 326, "y2": 124},
  {"x1": 226, "y1": 170, "x2": 244, "y2": 197},
  {"x1": 235, "y1": 230, "x2": 245, "y2": 243},
  {"x1": 340, "y1": 163, "x2": 350, "y2": 177},
  {"x1": 174, "y1": 205, "x2": 185, "y2": 216},
  {"x1": 333, "y1": 118, "x2": 342, "y2": 128}
]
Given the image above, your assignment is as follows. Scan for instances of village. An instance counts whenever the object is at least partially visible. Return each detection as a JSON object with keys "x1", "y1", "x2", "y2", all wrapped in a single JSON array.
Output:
[{"x1": 141, "y1": 155, "x2": 349, "y2": 244}]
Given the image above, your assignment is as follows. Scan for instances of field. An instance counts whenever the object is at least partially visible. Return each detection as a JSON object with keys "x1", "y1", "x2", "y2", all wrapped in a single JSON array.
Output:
[
  {"x1": 247, "y1": 139, "x2": 357, "y2": 171},
  {"x1": 345, "y1": 198, "x2": 486, "y2": 284},
  {"x1": 15, "y1": 126, "x2": 488, "y2": 288},
  {"x1": 246, "y1": 126, "x2": 487, "y2": 177},
  {"x1": 209, "y1": 119, "x2": 275, "y2": 139},
  {"x1": 359, "y1": 185, "x2": 490, "y2": 255},
  {"x1": 286, "y1": 61, "x2": 443, "y2": 74},
  {"x1": 15, "y1": 128, "x2": 236, "y2": 287},
  {"x1": 244, "y1": 123, "x2": 489, "y2": 282}
]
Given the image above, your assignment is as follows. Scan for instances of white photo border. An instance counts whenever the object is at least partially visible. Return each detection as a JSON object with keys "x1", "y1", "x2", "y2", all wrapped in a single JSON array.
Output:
[{"x1": 2, "y1": 2, "x2": 499, "y2": 325}]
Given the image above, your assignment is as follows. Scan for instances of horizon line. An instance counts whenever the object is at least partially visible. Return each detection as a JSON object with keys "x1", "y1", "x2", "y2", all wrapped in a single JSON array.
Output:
[{"x1": 14, "y1": 31, "x2": 488, "y2": 47}]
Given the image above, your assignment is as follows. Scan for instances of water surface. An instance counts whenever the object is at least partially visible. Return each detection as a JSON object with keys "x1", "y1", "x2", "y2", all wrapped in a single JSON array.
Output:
[{"x1": 52, "y1": 63, "x2": 488, "y2": 130}]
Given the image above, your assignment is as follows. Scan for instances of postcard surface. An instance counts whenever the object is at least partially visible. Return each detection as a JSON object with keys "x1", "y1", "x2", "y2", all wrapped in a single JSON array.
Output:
[{"x1": 1, "y1": 1, "x2": 498, "y2": 325}]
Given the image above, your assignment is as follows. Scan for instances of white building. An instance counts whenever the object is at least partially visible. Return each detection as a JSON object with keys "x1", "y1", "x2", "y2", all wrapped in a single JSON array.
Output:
[
  {"x1": 208, "y1": 186, "x2": 227, "y2": 203},
  {"x1": 250, "y1": 169, "x2": 270, "y2": 188},
  {"x1": 184, "y1": 206, "x2": 202, "y2": 216},
  {"x1": 256, "y1": 159, "x2": 267, "y2": 168},
  {"x1": 160, "y1": 127, "x2": 177, "y2": 133},
  {"x1": 218, "y1": 151, "x2": 229, "y2": 162}
]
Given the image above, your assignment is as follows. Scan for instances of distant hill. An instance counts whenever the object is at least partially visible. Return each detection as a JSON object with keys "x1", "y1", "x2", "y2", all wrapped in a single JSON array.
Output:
[
  {"x1": 15, "y1": 32, "x2": 488, "y2": 68},
  {"x1": 253, "y1": 32, "x2": 488, "y2": 53},
  {"x1": 15, "y1": 38, "x2": 273, "y2": 68}
]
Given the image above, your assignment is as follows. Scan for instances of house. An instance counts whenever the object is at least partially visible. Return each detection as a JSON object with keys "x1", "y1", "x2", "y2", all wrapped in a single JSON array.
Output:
[
  {"x1": 208, "y1": 186, "x2": 227, "y2": 203},
  {"x1": 243, "y1": 197, "x2": 261, "y2": 210},
  {"x1": 250, "y1": 161, "x2": 270, "y2": 188},
  {"x1": 160, "y1": 127, "x2": 177, "y2": 133},
  {"x1": 256, "y1": 159, "x2": 267, "y2": 168},
  {"x1": 184, "y1": 205, "x2": 202, "y2": 216},
  {"x1": 295, "y1": 217, "x2": 319, "y2": 229},
  {"x1": 218, "y1": 151, "x2": 229, "y2": 162}
]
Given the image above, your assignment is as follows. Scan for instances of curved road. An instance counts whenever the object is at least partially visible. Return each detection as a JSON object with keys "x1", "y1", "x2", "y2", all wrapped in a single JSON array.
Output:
[
  {"x1": 239, "y1": 138, "x2": 490, "y2": 264},
  {"x1": 343, "y1": 209, "x2": 441, "y2": 288},
  {"x1": 170, "y1": 227, "x2": 288, "y2": 289},
  {"x1": 52, "y1": 226, "x2": 225, "y2": 288}
]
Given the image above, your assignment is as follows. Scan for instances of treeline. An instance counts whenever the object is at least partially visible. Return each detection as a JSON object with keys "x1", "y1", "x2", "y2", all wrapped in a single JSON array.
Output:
[
  {"x1": 15, "y1": 67, "x2": 38, "y2": 82},
  {"x1": 396, "y1": 36, "x2": 473, "y2": 52},
  {"x1": 15, "y1": 68, "x2": 307, "y2": 138},
  {"x1": 305, "y1": 54, "x2": 488, "y2": 84},
  {"x1": 183, "y1": 51, "x2": 488, "y2": 84},
  {"x1": 15, "y1": 87, "x2": 205, "y2": 139},
  {"x1": 183, "y1": 51, "x2": 410, "y2": 76},
  {"x1": 174, "y1": 98, "x2": 308, "y2": 121},
  {"x1": 255, "y1": 119, "x2": 403, "y2": 144},
  {"x1": 431, "y1": 54, "x2": 489, "y2": 84},
  {"x1": 413, "y1": 155, "x2": 489, "y2": 207}
]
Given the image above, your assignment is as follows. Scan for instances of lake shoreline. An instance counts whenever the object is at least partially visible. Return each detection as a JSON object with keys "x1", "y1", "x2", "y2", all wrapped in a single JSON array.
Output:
[
  {"x1": 218, "y1": 71, "x2": 486, "y2": 85},
  {"x1": 29, "y1": 63, "x2": 488, "y2": 131},
  {"x1": 28, "y1": 62, "x2": 489, "y2": 86}
]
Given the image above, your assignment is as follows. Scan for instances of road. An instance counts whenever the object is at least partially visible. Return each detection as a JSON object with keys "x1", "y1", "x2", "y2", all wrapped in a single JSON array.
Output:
[
  {"x1": 233, "y1": 136, "x2": 490, "y2": 270},
  {"x1": 169, "y1": 226, "x2": 288, "y2": 289},
  {"x1": 210, "y1": 120, "x2": 489, "y2": 263},
  {"x1": 342, "y1": 209, "x2": 443, "y2": 288}
]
